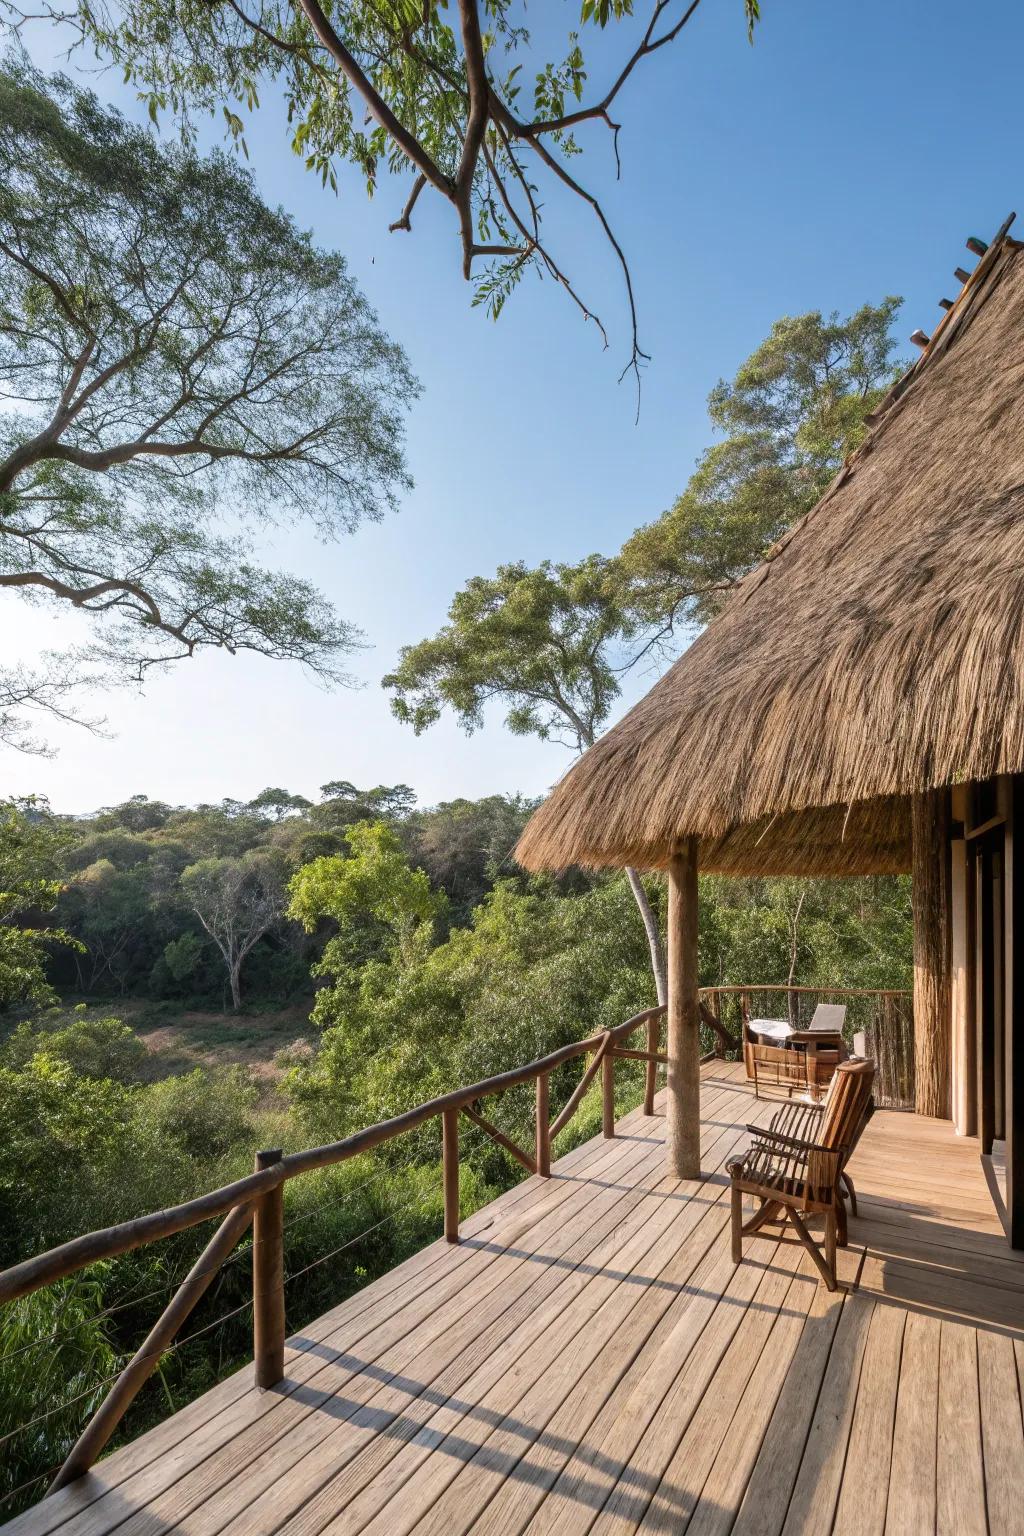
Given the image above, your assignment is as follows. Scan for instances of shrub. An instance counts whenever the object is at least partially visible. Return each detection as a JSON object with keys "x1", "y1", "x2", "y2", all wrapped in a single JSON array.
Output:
[{"x1": 139, "y1": 1066, "x2": 259, "y2": 1160}]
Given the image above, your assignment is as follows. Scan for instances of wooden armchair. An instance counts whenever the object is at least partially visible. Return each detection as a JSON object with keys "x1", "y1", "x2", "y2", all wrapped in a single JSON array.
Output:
[
  {"x1": 727, "y1": 1058, "x2": 875, "y2": 1291},
  {"x1": 750, "y1": 1041, "x2": 812, "y2": 1099}
]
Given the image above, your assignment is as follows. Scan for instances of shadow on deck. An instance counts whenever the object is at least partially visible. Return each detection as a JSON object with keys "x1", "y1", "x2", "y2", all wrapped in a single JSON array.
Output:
[{"x1": 5, "y1": 1059, "x2": 1023, "y2": 1536}]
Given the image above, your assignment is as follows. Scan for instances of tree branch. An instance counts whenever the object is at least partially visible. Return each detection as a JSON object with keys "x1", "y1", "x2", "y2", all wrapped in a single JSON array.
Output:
[
  {"x1": 293, "y1": 0, "x2": 453, "y2": 198},
  {"x1": 389, "y1": 173, "x2": 427, "y2": 232}
]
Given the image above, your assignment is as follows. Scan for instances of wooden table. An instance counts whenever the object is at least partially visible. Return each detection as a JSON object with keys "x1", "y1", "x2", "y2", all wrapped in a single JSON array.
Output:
[{"x1": 749, "y1": 1018, "x2": 846, "y2": 1096}]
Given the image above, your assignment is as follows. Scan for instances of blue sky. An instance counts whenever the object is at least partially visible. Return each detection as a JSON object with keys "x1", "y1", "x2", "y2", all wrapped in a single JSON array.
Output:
[{"x1": 5, "y1": 0, "x2": 1023, "y2": 814}]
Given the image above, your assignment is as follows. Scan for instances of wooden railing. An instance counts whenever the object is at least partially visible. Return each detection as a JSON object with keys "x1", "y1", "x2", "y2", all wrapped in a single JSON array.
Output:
[
  {"x1": 699, "y1": 984, "x2": 914, "y2": 1109},
  {"x1": 0, "y1": 1003, "x2": 667, "y2": 1498}
]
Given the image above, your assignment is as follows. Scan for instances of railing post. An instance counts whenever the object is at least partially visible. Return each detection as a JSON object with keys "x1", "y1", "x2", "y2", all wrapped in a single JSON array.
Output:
[
  {"x1": 536, "y1": 1072, "x2": 551, "y2": 1176},
  {"x1": 253, "y1": 1149, "x2": 285, "y2": 1389},
  {"x1": 643, "y1": 1011, "x2": 659, "y2": 1115},
  {"x1": 602, "y1": 1049, "x2": 615, "y2": 1138},
  {"x1": 442, "y1": 1108, "x2": 460, "y2": 1242}
]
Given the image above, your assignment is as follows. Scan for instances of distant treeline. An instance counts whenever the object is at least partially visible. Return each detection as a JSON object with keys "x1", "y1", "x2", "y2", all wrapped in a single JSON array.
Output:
[{"x1": 44, "y1": 784, "x2": 549, "y2": 1010}]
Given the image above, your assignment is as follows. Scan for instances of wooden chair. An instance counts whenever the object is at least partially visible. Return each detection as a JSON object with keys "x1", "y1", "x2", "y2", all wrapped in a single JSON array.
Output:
[
  {"x1": 750, "y1": 1039, "x2": 845, "y2": 1101},
  {"x1": 727, "y1": 1058, "x2": 875, "y2": 1290},
  {"x1": 806, "y1": 1001, "x2": 847, "y2": 1034},
  {"x1": 750, "y1": 1041, "x2": 814, "y2": 1099}
]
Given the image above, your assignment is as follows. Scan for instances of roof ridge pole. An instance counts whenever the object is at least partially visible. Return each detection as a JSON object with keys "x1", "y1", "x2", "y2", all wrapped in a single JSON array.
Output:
[{"x1": 667, "y1": 837, "x2": 701, "y2": 1179}]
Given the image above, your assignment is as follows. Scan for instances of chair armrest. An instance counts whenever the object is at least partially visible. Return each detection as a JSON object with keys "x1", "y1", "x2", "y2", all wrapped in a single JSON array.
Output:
[{"x1": 740, "y1": 1126, "x2": 843, "y2": 1201}]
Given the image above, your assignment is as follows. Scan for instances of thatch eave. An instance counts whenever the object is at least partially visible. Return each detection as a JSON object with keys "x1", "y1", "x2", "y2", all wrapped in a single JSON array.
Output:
[{"x1": 516, "y1": 221, "x2": 1024, "y2": 879}]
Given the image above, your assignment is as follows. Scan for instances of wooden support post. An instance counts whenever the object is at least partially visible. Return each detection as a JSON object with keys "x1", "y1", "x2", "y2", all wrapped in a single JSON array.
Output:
[
  {"x1": 643, "y1": 1012, "x2": 659, "y2": 1116},
  {"x1": 442, "y1": 1107, "x2": 460, "y2": 1242},
  {"x1": 912, "y1": 788, "x2": 953, "y2": 1118},
  {"x1": 950, "y1": 787, "x2": 976, "y2": 1138},
  {"x1": 536, "y1": 1072, "x2": 551, "y2": 1177},
  {"x1": 602, "y1": 1049, "x2": 615, "y2": 1138},
  {"x1": 253, "y1": 1148, "x2": 285, "y2": 1389},
  {"x1": 667, "y1": 838, "x2": 701, "y2": 1179}
]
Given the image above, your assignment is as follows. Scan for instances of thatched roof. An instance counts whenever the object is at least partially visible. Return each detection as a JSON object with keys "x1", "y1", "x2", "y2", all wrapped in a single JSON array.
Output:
[{"x1": 517, "y1": 218, "x2": 1024, "y2": 877}]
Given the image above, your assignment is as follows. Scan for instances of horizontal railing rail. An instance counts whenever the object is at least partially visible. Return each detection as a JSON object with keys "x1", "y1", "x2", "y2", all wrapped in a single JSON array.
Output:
[
  {"x1": 700, "y1": 983, "x2": 911, "y2": 999},
  {"x1": 0, "y1": 1003, "x2": 667, "y2": 1498}
]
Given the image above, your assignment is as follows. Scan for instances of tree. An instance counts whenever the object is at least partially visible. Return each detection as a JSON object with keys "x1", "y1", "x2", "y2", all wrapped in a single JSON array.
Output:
[
  {"x1": 21, "y1": 1, "x2": 761, "y2": 384},
  {"x1": 288, "y1": 820, "x2": 442, "y2": 990},
  {"x1": 0, "y1": 62, "x2": 417, "y2": 750},
  {"x1": 179, "y1": 849, "x2": 288, "y2": 1009},
  {"x1": 286, "y1": 871, "x2": 657, "y2": 1142},
  {"x1": 248, "y1": 788, "x2": 314, "y2": 822},
  {"x1": 317, "y1": 782, "x2": 417, "y2": 821},
  {"x1": 90, "y1": 797, "x2": 173, "y2": 836},
  {"x1": 1, "y1": 1009, "x2": 147, "y2": 1080},
  {"x1": 62, "y1": 858, "x2": 152, "y2": 993},
  {"x1": 0, "y1": 796, "x2": 79, "y2": 1009},
  {"x1": 401, "y1": 793, "x2": 537, "y2": 924},
  {"x1": 620, "y1": 300, "x2": 906, "y2": 633},
  {"x1": 383, "y1": 555, "x2": 670, "y2": 1001}
]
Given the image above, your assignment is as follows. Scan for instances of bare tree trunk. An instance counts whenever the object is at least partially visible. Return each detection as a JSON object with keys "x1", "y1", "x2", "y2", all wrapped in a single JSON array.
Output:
[
  {"x1": 666, "y1": 840, "x2": 700, "y2": 1178},
  {"x1": 229, "y1": 961, "x2": 242, "y2": 1012},
  {"x1": 912, "y1": 788, "x2": 952, "y2": 1118},
  {"x1": 624, "y1": 865, "x2": 667, "y2": 1007},
  {"x1": 786, "y1": 889, "x2": 805, "y2": 1026}
]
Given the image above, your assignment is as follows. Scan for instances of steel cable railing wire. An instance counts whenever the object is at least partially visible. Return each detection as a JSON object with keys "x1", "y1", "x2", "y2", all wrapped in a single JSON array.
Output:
[
  {"x1": 0, "y1": 1461, "x2": 68, "y2": 1515},
  {"x1": 282, "y1": 1118, "x2": 504, "y2": 1288},
  {"x1": 0, "y1": 1119, "x2": 507, "y2": 1470},
  {"x1": 0, "y1": 1027, "x2": 637, "y2": 1508},
  {"x1": 0, "y1": 1151, "x2": 409, "y2": 1368},
  {"x1": 1, "y1": 1045, "x2": 634, "y2": 1379},
  {"x1": 0, "y1": 1293, "x2": 257, "y2": 1457}
]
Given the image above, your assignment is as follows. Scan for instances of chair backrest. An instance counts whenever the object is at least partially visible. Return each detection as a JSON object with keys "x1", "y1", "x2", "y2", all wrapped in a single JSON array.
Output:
[
  {"x1": 751, "y1": 1041, "x2": 807, "y2": 1098},
  {"x1": 808, "y1": 1002, "x2": 847, "y2": 1033},
  {"x1": 817, "y1": 1058, "x2": 875, "y2": 1151}
]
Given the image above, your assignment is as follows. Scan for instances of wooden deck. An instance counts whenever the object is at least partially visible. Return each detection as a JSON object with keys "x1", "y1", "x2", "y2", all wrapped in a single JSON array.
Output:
[{"x1": 7, "y1": 1059, "x2": 1024, "y2": 1536}]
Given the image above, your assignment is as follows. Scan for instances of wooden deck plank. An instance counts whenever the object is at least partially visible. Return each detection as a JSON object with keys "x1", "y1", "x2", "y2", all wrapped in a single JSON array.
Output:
[
  {"x1": 831, "y1": 1302, "x2": 906, "y2": 1536},
  {"x1": 458, "y1": 1092, "x2": 779, "y2": 1536},
  {"x1": 5, "y1": 1060, "x2": 1024, "y2": 1536},
  {"x1": 28, "y1": 1108, "x2": 668, "y2": 1536},
  {"x1": 509, "y1": 1230, "x2": 779, "y2": 1536},
  {"x1": 0, "y1": 1115, "x2": 633, "y2": 1536},
  {"x1": 212, "y1": 1097, "x2": 752, "y2": 1536},
  {"x1": 727, "y1": 1274, "x2": 846, "y2": 1536},
  {"x1": 936, "y1": 1322, "x2": 986, "y2": 1536},
  {"x1": 884, "y1": 1308, "x2": 940, "y2": 1536},
  {"x1": 680, "y1": 1257, "x2": 822, "y2": 1536},
  {"x1": 978, "y1": 1327, "x2": 1024, "y2": 1536},
  {"x1": 406, "y1": 1165, "x2": 762, "y2": 1534},
  {"x1": 780, "y1": 1293, "x2": 873, "y2": 1536},
  {"x1": 628, "y1": 1251, "x2": 813, "y2": 1536}
]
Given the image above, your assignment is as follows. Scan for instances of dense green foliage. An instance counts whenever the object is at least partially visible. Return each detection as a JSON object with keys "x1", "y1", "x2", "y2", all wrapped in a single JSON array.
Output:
[
  {"x1": 0, "y1": 61, "x2": 416, "y2": 752},
  {"x1": 620, "y1": 300, "x2": 906, "y2": 630},
  {"x1": 0, "y1": 799, "x2": 79, "y2": 1010},
  {"x1": 0, "y1": 782, "x2": 911, "y2": 1515},
  {"x1": 29, "y1": 785, "x2": 537, "y2": 1011}
]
